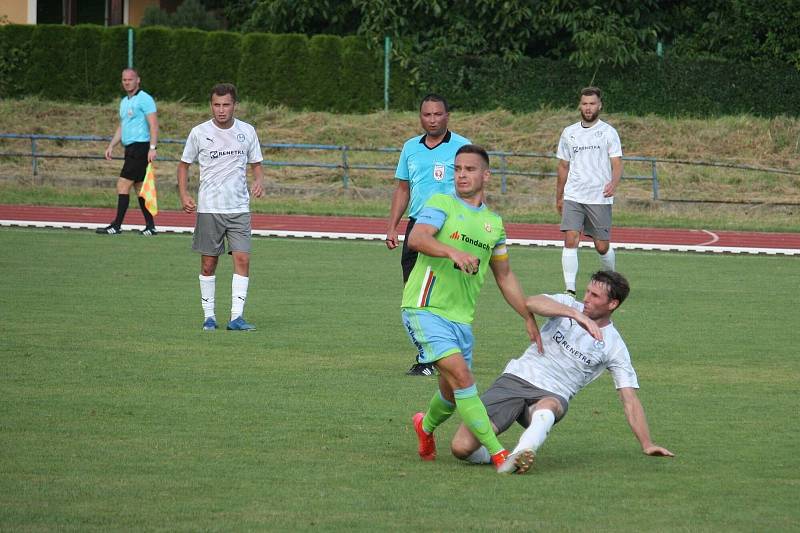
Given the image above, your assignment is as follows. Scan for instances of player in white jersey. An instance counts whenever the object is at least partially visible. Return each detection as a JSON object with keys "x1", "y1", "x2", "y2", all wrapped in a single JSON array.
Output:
[
  {"x1": 451, "y1": 271, "x2": 674, "y2": 474},
  {"x1": 556, "y1": 87, "x2": 623, "y2": 295},
  {"x1": 177, "y1": 83, "x2": 265, "y2": 332}
]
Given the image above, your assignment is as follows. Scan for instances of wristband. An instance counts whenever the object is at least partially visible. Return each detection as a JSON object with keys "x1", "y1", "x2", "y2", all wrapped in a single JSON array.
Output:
[{"x1": 149, "y1": 145, "x2": 157, "y2": 150}]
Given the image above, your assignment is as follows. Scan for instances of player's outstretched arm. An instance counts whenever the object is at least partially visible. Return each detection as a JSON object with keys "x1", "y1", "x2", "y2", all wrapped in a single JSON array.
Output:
[
  {"x1": 525, "y1": 295, "x2": 602, "y2": 341},
  {"x1": 385, "y1": 180, "x2": 410, "y2": 250},
  {"x1": 490, "y1": 259, "x2": 542, "y2": 350},
  {"x1": 618, "y1": 387, "x2": 674, "y2": 458}
]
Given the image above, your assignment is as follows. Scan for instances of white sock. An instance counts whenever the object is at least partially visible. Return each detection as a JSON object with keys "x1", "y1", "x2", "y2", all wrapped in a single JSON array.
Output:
[
  {"x1": 199, "y1": 275, "x2": 216, "y2": 319},
  {"x1": 512, "y1": 409, "x2": 556, "y2": 454},
  {"x1": 600, "y1": 246, "x2": 616, "y2": 272},
  {"x1": 562, "y1": 247, "x2": 578, "y2": 292},
  {"x1": 466, "y1": 446, "x2": 492, "y2": 464},
  {"x1": 231, "y1": 274, "x2": 249, "y2": 321}
]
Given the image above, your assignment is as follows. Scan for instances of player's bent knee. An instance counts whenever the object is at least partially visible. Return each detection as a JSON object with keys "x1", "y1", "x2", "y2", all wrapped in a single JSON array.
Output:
[
  {"x1": 531, "y1": 398, "x2": 563, "y2": 419},
  {"x1": 450, "y1": 439, "x2": 474, "y2": 460}
]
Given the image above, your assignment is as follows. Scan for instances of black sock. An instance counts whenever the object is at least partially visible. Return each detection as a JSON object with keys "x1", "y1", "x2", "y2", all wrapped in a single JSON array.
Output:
[
  {"x1": 112, "y1": 194, "x2": 129, "y2": 227},
  {"x1": 138, "y1": 196, "x2": 155, "y2": 228}
]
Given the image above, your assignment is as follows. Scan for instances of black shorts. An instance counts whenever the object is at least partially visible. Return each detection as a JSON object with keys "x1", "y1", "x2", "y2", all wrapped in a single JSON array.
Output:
[
  {"x1": 120, "y1": 142, "x2": 150, "y2": 182},
  {"x1": 401, "y1": 217, "x2": 418, "y2": 283}
]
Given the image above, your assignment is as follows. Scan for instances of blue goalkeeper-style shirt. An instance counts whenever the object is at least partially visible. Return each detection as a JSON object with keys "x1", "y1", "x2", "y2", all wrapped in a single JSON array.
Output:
[
  {"x1": 395, "y1": 130, "x2": 470, "y2": 219},
  {"x1": 119, "y1": 89, "x2": 157, "y2": 146}
]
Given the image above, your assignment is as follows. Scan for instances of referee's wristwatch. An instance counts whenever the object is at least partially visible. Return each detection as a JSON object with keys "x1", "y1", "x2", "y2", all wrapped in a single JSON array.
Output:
[{"x1": 149, "y1": 144, "x2": 157, "y2": 150}]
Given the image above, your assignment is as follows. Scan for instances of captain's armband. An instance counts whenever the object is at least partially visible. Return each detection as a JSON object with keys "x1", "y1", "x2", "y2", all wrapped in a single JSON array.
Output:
[{"x1": 490, "y1": 244, "x2": 509, "y2": 262}]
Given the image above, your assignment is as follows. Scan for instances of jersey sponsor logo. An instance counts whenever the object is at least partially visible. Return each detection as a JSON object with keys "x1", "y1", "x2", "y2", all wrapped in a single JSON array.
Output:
[
  {"x1": 450, "y1": 230, "x2": 492, "y2": 251},
  {"x1": 572, "y1": 144, "x2": 602, "y2": 154},
  {"x1": 553, "y1": 330, "x2": 592, "y2": 365},
  {"x1": 209, "y1": 149, "x2": 245, "y2": 160},
  {"x1": 459, "y1": 232, "x2": 491, "y2": 251},
  {"x1": 433, "y1": 162, "x2": 445, "y2": 181}
]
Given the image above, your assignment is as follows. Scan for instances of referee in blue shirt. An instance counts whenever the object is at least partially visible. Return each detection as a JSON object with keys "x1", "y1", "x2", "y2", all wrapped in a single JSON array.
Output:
[
  {"x1": 97, "y1": 68, "x2": 159, "y2": 236},
  {"x1": 385, "y1": 94, "x2": 470, "y2": 376}
]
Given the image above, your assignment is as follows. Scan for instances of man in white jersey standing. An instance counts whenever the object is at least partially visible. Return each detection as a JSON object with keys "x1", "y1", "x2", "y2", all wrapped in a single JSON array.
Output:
[
  {"x1": 556, "y1": 86, "x2": 623, "y2": 295},
  {"x1": 450, "y1": 271, "x2": 674, "y2": 474},
  {"x1": 177, "y1": 83, "x2": 265, "y2": 331}
]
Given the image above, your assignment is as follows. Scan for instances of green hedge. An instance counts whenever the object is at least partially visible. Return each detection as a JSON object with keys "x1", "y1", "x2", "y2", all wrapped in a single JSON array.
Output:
[
  {"x1": 237, "y1": 32, "x2": 275, "y2": 104},
  {"x1": 25, "y1": 25, "x2": 74, "y2": 100},
  {"x1": 94, "y1": 26, "x2": 131, "y2": 99},
  {"x1": 339, "y1": 36, "x2": 382, "y2": 113},
  {"x1": 68, "y1": 25, "x2": 105, "y2": 101},
  {"x1": 134, "y1": 26, "x2": 173, "y2": 99},
  {"x1": 201, "y1": 31, "x2": 242, "y2": 91},
  {"x1": 307, "y1": 35, "x2": 342, "y2": 111},
  {"x1": 168, "y1": 28, "x2": 208, "y2": 101},
  {"x1": 0, "y1": 24, "x2": 35, "y2": 98},
  {"x1": 2, "y1": 23, "x2": 798, "y2": 116},
  {"x1": 417, "y1": 53, "x2": 800, "y2": 117}
]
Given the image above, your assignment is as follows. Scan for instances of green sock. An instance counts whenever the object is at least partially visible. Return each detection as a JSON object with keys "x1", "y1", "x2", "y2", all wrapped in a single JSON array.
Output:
[
  {"x1": 422, "y1": 391, "x2": 455, "y2": 434},
  {"x1": 454, "y1": 385, "x2": 504, "y2": 456}
]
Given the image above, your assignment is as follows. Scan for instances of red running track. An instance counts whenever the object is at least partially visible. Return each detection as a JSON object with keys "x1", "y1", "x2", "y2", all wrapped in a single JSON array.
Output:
[{"x1": 1, "y1": 204, "x2": 798, "y2": 254}]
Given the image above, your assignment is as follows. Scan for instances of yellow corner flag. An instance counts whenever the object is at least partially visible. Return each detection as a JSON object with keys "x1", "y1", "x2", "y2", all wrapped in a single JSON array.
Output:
[{"x1": 139, "y1": 163, "x2": 158, "y2": 216}]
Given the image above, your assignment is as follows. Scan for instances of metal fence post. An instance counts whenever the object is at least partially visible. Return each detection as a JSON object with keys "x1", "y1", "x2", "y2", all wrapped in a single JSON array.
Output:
[
  {"x1": 128, "y1": 28, "x2": 134, "y2": 68},
  {"x1": 384, "y1": 36, "x2": 391, "y2": 113},
  {"x1": 342, "y1": 146, "x2": 349, "y2": 189},
  {"x1": 499, "y1": 154, "x2": 508, "y2": 194},
  {"x1": 651, "y1": 159, "x2": 659, "y2": 200},
  {"x1": 31, "y1": 137, "x2": 38, "y2": 181}
]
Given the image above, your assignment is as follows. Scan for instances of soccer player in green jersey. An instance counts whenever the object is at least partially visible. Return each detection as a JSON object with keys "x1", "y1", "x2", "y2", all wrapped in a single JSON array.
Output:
[{"x1": 402, "y1": 144, "x2": 543, "y2": 472}]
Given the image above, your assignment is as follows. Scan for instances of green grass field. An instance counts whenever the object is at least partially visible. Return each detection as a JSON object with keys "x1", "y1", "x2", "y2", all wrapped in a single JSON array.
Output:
[{"x1": 1, "y1": 228, "x2": 798, "y2": 531}]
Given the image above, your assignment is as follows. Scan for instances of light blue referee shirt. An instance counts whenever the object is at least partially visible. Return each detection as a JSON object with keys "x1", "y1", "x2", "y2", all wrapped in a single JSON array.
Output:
[
  {"x1": 119, "y1": 90, "x2": 157, "y2": 146},
  {"x1": 395, "y1": 130, "x2": 471, "y2": 219}
]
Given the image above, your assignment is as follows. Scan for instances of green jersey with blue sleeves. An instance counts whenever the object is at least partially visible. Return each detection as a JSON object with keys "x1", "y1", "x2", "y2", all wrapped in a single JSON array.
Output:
[{"x1": 401, "y1": 193, "x2": 508, "y2": 324}]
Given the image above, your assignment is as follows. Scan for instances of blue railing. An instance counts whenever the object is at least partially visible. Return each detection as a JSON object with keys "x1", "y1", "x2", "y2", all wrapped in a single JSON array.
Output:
[{"x1": 2, "y1": 133, "x2": 797, "y2": 201}]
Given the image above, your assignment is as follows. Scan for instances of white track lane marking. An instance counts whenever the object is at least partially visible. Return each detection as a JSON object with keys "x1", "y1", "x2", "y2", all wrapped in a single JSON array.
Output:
[
  {"x1": 1, "y1": 219, "x2": 798, "y2": 256},
  {"x1": 697, "y1": 229, "x2": 720, "y2": 246}
]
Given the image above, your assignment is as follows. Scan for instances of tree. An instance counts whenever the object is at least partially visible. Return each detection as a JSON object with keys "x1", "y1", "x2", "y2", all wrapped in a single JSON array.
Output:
[{"x1": 140, "y1": 0, "x2": 221, "y2": 30}]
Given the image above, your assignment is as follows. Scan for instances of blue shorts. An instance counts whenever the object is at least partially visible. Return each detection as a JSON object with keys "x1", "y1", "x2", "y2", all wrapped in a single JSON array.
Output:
[{"x1": 401, "y1": 309, "x2": 474, "y2": 368}]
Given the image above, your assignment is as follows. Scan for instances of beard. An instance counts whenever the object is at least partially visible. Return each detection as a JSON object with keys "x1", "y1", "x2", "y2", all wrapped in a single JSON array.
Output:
[{"x1": 581, "y1": 109, "x2": 599, "y2": 123}]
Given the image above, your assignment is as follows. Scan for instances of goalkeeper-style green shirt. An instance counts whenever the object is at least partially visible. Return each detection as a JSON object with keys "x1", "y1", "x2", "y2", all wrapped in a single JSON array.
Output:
[{"x1": 401, "y1": 193, "x2": 508, "y2": 324}]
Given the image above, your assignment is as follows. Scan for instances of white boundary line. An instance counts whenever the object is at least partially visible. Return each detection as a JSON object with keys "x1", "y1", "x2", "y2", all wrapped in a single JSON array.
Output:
[
  {"x1": 697, "y1": 229, "x2": 720, "y2": 246},
  {"x1": 1, "y1": 219, "x2": 798, "y2": 256}
]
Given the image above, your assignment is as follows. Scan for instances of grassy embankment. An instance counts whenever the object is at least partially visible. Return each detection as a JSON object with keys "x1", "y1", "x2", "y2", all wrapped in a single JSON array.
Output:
[{"x1": 0, "y1": 98, "x2": 798, "y2": 231}]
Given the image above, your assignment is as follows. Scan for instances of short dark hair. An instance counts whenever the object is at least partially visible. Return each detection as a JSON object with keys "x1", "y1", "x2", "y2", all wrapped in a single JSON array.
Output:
[
  {"x1": 455, "y1": 144, "x2": 490, "y2": 168},
  {"x1": 580, "y1": 86, "x2": 602, "y2": 101},
  {"x1": 420, "y1": 93, "x2": 449, "y2": 113},
  {"x1": 591, "y1": 270, "x2": 630, "y2": 307},
  {"x1": 211, "y1": 83, "x2": 238, "y2": 102}
]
